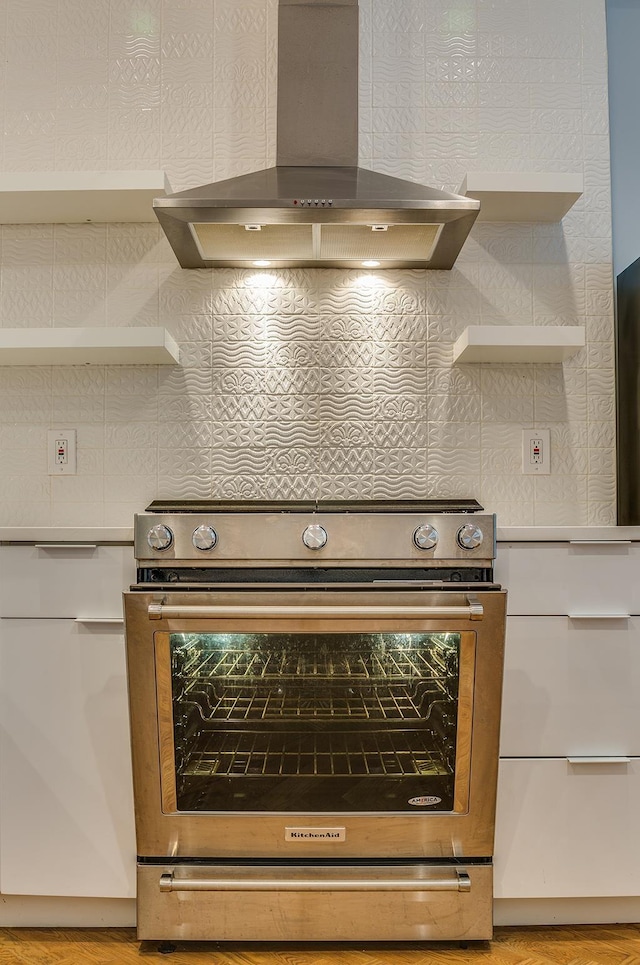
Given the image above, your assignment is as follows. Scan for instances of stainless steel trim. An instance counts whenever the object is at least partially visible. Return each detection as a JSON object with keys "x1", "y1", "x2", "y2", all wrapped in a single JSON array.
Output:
[
  {"x1": 568, "y1": 613, "x2": 630, "y2": 620},
  {"x1": 567, "y1": 756, "x2": 631, "y2": 764},
  {"x1": 135, "y1": 511, "x2": 496, "y2": 564},
  {"x1": 34, "y1": 543, "x2": 98, "y2": 549},
  {"x1": 277, "y1": 0, "x2": 358, "y2": 167},
  {"x1": 148, "y1": 602, "x2": 484, "y2": 620},
  {"x1": 125, "y1": 587, "x2": 505, "y2": 861},
  {"x1": 158, "y1": 870, "x2": 471, "y2": 893},
  {"x1": 75, "y1": 617, "x2": 124, "y2": 625},
  {"x1": 569, "y1": 540, "x2": 632, "y2": 546},
  {"x1": 153, "y1": 622, "x2": 477, "y2": 815},
  {"x1": 138, "y1": 862, "x2": 492, "y2": 942}
]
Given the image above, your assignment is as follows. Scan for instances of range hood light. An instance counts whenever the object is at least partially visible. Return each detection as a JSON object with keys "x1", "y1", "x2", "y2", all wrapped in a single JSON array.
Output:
[
  {"x1": 244, "y1": 224, "x2": 262, "y2": 231},
  {"x1": 370, "y1": 225, "x2": 389, "y2": 232},
  {"x1": 252, "y1": 260, "x2": 271, "y2": 267},
  {"x1": 362, "y1": 260, "x2": 380, "y2": 268}
]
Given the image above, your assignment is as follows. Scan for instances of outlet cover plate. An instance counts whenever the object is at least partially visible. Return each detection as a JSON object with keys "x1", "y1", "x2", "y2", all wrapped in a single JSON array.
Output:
[
  {"x1": 48, "y1": 428, "x2": 77, "y2": 475},
  {"x1": 522, "y1": 428, "x2": 550, "y2": 474}
]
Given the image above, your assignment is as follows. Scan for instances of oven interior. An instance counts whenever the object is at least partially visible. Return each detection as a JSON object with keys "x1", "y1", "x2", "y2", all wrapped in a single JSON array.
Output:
[{"x1": 166, "y1": 629, "x2": 469, "y2": 814}]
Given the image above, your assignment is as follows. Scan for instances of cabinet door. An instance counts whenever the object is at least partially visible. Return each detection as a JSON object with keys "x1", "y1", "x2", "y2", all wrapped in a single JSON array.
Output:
[
  {"x1": 0, "y1": 619, "x2": 136, "y2": 898},
  {"x1": 0, "y1": 544, "x2": 135, "y2": 617},
  {"x1": 494, "y1": 757, "x2": 640, "y2": 898},
  {"x1": 501, "y1": 615, "x2": 640, "y2": 757},
  {"x1": 495, "y1": 542, "x2": 640, "y2": 616}
]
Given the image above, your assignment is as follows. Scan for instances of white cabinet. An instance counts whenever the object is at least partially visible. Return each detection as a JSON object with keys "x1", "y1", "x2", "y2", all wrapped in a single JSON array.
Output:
[
  {"x1": 495, "y1": 758, "x2": 640, "y2": 899},
  {"x1": 495, "y1": 538, "x2": 640, "y2": 903},
  {"x1": 495, "y1": 541, "x2": 640, "y2": 616},
  {"x1": 500, "y1": 615, "x2": 640, "y2": 757},
  {"x1": 0, "y1": 619, "x2": 136, "y2": 898},
  {"x1": 0, "y1": 544, "x2": 135, "y2": 618},
  {"x1": 0, "y1": 540, "x2": 136, "y2": 900}
]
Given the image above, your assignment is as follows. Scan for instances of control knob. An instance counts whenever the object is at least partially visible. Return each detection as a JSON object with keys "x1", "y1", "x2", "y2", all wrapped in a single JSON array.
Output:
[
  {"x1": 457, "y1": 523, "x2": 483, "y2": 550},
  {"x1": 147, "y1": 524, "x2": 173, "y2": 551},
  {"x1": 302, "y1": 524, "x2": 328, "y2": 550},
  {"x1": 413, "y1": 524, "x2": 438, "y2": 550},
  {"x1": 192, "y1": 524, "x2": 218, "y2": 551}
]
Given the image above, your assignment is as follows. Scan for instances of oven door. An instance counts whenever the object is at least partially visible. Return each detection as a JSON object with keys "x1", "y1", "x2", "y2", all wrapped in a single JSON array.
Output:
[{"x1": 124, "y1": 587, "x2": 506, "y2": 860}]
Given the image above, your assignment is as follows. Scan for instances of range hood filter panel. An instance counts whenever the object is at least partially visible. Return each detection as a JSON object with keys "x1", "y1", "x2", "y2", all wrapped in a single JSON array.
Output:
[
  {"x1": 190, "y1": 221, "x2": 442, "y2": 265},
  {"x1": 320, "y1": 224, "x2": 441, "y2": 261},
  {"x1": 192, "y1": 223, "x2": 314, "y2": 261}
]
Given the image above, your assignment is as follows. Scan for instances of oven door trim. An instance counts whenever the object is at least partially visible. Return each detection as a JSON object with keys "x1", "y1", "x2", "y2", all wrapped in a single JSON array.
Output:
[
  {"x1": 124, "y1": 587, "x2": 505, "y2": 860},
  {"x1": 153, "y1": 618, "x2": 477, "y2": 816}
]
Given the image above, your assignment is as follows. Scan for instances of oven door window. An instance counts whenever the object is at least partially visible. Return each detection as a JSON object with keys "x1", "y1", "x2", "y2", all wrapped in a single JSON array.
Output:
[{"x1": 158, "y1": 631, "x2": 474, "y2": 813}]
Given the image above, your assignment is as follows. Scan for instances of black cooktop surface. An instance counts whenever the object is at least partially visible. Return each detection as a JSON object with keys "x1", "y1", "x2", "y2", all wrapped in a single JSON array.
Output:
[{"x1": 145, "y1": 498, "x2": 484, "y2": 514}]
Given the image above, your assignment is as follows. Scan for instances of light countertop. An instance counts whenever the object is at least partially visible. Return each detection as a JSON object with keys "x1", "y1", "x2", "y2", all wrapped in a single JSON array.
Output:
[
  {"x1": 0, "y1": 527, "x2": 133, "y2": 543},
  {"x1": 497, "y1": 526, "x2": 640, "y2": 541},
  {"x1": 2, "y1": 525, "x2": 640, "y2": 544}
]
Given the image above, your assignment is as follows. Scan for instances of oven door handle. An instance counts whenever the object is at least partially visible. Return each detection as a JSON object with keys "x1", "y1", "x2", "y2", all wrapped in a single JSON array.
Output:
[
  {"x1": 147, "y1": 600, "x2": 483, "y2": 621},
  {"x1": 158, "y1": 870, "x2": 472, "y2": 893}
]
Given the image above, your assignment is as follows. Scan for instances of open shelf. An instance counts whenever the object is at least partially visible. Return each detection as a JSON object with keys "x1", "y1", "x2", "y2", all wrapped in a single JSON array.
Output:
[
  {"x1": 460, "y1": 172, "x2": 583, "y2": 222},
  {"x1": 452, "y1": 325, "x2": 585, "y2": 363},
  {"x1": 0, "y1": 327, "x2": 180, "y2": 365},
  {"x1": 0, "y1": 171, "x2": 166, "y2": 224}
]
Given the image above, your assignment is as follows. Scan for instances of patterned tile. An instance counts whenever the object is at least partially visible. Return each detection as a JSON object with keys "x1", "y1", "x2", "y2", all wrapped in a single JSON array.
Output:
[
  {"x1": 267, "y1": 448, "x2": 317, "y2": 475},
  {"x1": 318, "y1": 449, "x2": 375, "y2": 475},
  {"x1": 51, "y1": 474, "x2": 104, "y2": 504},
  {"x1": 104, "y1": 423, "x2": 159, "y2": 448},
  {"x1": 0, "y1": 0, "x2": 617, "y2": 525},
  {"x1": 103, "y1": 448, "x2": 155, "y2": 475},
  {"x1": 481, "y1": 448, "x2": 521, "y2": 474},
  {"x1": 52, "y1": 395, "x2": 105, "y2": 424},
  {"x1": 427, "y1": 474, "x2": 482, "y2": 499},
  {"x1": 50, "y1": 368, "x2": 104, "y2": 397},
  {"x1": 0, "y1": 448, "x2": 47, "y2": 475},
  {"x1": 430, "y1": 449, "x2": 481, "y2": 477},
  {"x1": 431, "y1": 422, "x2": 481, "y2": 450},
  {"x1": 374, "y1": 476, "x2": 431, "y2": 499}
]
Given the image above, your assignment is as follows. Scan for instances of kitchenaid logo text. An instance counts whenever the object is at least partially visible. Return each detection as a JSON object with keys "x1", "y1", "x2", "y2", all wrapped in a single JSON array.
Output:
[{"x1": 285, "y1": 827, "x2": 346, "y2": 842}]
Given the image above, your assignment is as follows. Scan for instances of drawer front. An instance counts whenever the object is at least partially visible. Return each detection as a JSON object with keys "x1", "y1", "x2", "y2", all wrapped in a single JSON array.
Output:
[
  {"x1": 0, "y1": 544, "x2": 135, "y2": 617},
  {"x1": 501, "y1": 615, "x2": 640, "y2": 757},
  {"x1": 137, "y1": 862, "x2": 493, "y2": 942},
  {"x1": 494, "y1": 757, "x2": 640, "y2": 899},
  {"x1": 0, "y1": 619, "x2": 136, "y2": 898},
  {"x1": 495, "y1": 542, "x2": 640, "y2": 615}
]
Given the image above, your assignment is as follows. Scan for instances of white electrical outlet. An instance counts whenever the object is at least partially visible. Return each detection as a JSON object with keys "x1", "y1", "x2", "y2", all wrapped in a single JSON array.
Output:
[
  {"x1": 48, "y1": 428, "x2": 77, "y2": 475},
  {"x1": 522, "y1": 428, "x2": 550, "y2": 474}
]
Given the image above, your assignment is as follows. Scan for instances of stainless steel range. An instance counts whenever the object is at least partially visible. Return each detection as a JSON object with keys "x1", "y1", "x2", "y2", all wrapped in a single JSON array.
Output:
[{"x1": 123, "y1": 499, "x2": 506, "y2": 944}]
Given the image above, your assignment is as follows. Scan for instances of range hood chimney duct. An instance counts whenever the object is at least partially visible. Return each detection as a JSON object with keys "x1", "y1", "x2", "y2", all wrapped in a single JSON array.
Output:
[
  {"x1": 153, "y1": 0, "x2": 480, "y2": 270},
  {"x1": 276, "y1": 0, "x2": 359, "y2": 167}
]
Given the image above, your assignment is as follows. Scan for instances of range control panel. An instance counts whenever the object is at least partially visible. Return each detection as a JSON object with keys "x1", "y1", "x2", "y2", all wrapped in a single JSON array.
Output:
[{"x1": 134, "y1": 513, "x2": 496, "y2": 565}]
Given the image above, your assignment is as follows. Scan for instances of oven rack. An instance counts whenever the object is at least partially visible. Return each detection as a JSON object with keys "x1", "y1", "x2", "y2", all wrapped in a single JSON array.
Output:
[
  {"x1": 182, "y1": 728, "x2": 452, "y2": 778},
  {"x1": 181, "y1": 683, "x2": 451, "y2": 721},
  {"x1": 178, "y1": 645, "x2": 454, "y2": 681}
]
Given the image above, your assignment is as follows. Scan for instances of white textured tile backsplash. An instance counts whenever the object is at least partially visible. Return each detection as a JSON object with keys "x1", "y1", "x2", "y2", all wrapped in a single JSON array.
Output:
[{"x1": 0, "y1": 0, "x2": 615, "y2": 526}]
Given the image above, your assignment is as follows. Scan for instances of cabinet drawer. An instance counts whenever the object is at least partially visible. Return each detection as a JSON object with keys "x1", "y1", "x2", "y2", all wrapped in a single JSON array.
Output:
[
  {"x1": 0, "y1": 618, "x2": 136, "y2": 898},
  {"x1": 495, "y1": 541, "x2": 640, "y2": 615},
  {"x1": 494, "y1": 757, "x2": 640, "y2": 899},
  {"x1": 0, "y1": 544, "x2": 135, "y2": 617},
  {"x1": 500, "y1": 615, "x2": 640, "y2": 757}
]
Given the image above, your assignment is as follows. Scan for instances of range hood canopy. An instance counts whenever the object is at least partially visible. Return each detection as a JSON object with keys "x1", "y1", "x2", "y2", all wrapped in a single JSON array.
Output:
[{"x1": 154, "y1": 0, "x2": 480, "y2": 270}]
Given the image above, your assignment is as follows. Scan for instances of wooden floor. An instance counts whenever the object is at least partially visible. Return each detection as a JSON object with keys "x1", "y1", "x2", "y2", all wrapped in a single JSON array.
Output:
[{"x1": 0, "y1": 925, "x2": 639, "y2": 965}]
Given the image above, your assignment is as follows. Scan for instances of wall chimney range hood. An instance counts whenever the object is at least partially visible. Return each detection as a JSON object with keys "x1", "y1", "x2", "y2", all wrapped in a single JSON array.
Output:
[{"x1": 154, "y1": 0, "x2": 480, "y2": 270}]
